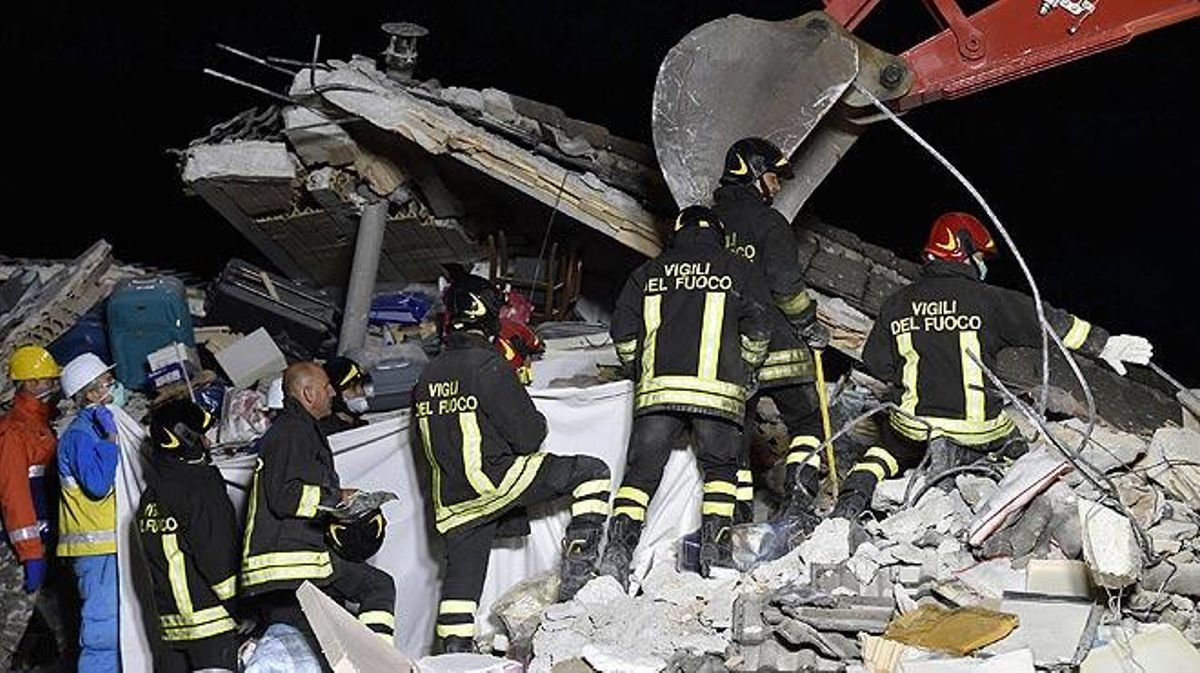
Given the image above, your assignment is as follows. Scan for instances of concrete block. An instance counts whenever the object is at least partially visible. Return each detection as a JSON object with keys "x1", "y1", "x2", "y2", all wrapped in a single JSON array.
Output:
[
  {"x1": 1025, "y1": 560, "x2": 1093, "y2": 598},
  {"x1": 1081, "y1": 624, "x2": 1200, "y2": 672},
  {"x1": 1078, "y1": 499, "x2": 1143, "y2": 589},
  {"x1": 801, "y1": 518, "x2": 852, "y2": 565},
  {"x1": 732, "y1": 593, "x2": 768, "y2": 645},
  {"x1": 1145, "y1": 428, "x2": 1200, "y2": 502}
]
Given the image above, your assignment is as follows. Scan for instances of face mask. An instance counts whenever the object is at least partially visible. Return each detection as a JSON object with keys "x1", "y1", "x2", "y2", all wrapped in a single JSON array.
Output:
[
  {"x1": 345, "y1": 396, "x2": 370, "y2": 414},
  {"x1": 973, "y1": 257, "x2": 988, "y2": 282},
  {"x1": 108, "y1": 382, "x2": 128, "y2": 409}
]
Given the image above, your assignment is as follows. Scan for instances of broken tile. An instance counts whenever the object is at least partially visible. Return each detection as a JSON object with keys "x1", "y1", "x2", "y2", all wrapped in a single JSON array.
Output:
[
  {"x1": 985, "y1": 594, "x2": 1099, "y2": 667},
  {"x1": 1081, "y1": 624, "x2": 1200, "y2": 672},
  {"x1": 1025, "y1": 560, "x2": 1093, "y2": 598},
  {"x1": 1078, "y1": 499, "x2": 1143, "y2": 589}
]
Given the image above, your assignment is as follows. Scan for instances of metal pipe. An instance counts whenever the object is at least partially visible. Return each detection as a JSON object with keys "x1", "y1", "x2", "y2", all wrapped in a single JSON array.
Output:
[
  {"x1": 338, "y1": 200, "x2": 389, "y2": 354},
  {"x1": 216, "y1": 43, "x2": 298, "y2": 77}
]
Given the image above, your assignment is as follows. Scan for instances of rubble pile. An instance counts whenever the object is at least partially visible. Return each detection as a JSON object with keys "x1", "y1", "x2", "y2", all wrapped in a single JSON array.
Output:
[{"x1": 514, "y1": 418, "x2": 1200, "y2": 672}]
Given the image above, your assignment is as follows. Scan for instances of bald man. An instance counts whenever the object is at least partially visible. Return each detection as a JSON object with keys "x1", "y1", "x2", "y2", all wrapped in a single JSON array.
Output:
[{"x1": 240, "y1": 363, "x2": 397, "y2": 659}]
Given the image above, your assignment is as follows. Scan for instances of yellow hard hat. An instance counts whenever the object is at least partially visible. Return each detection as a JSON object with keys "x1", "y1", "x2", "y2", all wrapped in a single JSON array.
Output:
[{"x1": 9, "y1": 346, "x2": 60, "y2": 381}]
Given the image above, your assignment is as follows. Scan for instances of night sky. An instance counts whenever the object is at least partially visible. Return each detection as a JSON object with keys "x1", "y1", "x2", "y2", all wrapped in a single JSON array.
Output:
[{"x1": 3, "y1": 3, "x2": 1196, "y2": 382}]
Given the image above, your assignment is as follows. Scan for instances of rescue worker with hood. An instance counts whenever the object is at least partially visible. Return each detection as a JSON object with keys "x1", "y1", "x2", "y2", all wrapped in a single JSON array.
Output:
[
  {"x1": 137, "y1": 398, "x2": 238, "y2": 672},
  {"x1": 600, "y1": 206, "x2": 771, "y2": 585},
  {"x1": 240, "y1": 362, "x2": 396, "y2": 655},
  {"x1": 0, "y1": 346, "x2": 60, "y2": 669},
  {"x1": 57, "y1": 352, "x2": 125, "y2": 673},
  {"x1": 833, "y1": 212, "x2": 1155, "y2": 525},
  {"x1": 413, "y1": 274, "x2": 611, "y2": 653},
  {"x1": 712, "y1": 137, "x2": 829, "y2": 534},
  {"x1": 318, "y1": 357, "x2": 372, "y2": 436}
]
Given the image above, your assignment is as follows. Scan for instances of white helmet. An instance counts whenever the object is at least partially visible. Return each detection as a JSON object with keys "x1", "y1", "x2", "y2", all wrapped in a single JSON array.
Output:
[
  {"x1": 61, "y1": 353, "x2": 114, "y2": 399},
  {"x1": 265, "y1": 377, "x2": 285, "y2": 411}
]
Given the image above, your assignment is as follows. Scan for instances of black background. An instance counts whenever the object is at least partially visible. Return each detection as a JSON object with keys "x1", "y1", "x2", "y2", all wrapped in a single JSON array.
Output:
[{"x1": 3, "y1": 2, "x2": 1195, "y2": 381}]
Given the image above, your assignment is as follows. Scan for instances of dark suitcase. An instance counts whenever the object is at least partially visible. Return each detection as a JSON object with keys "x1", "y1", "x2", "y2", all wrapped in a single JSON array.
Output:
[
  {"x1": 48, "y1": 305, "x2": 111, "y2": 366},
  {"x1": 366, "y1": 356, "x2": 427, "y2": 412},
  {"x1": 205, "y1": 259, "x2": 340, "y2": 356},
  {"x1": 106, "y1": 276, "x2": 194, "y2": 389}
]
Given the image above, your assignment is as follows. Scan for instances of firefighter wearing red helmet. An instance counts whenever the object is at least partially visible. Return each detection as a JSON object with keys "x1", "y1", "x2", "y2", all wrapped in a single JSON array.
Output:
[{"x1": 828, "y1": 212, "x2": 1154, "y2": 528}]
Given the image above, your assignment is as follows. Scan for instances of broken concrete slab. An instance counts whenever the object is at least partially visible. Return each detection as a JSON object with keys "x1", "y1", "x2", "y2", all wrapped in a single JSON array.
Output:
[
  {"x1": 182, "y1": 140, "x2": 296, "y2": 183},
  {"x1": 1141, "y1": 562, "x2": 1200, "y2": 597},
  {"x1": 872, "y1": 477, "x2": 911, "y2": 512},
  {"x1": 1080, "y1": 624, "x2": 1200, "y2": 672},
  {"x1": 417, "y1": 654, "x2": 523, "y2": 673},
  {"x1": 969, "y1": 447, "x2": 1070, "y2": 547},
  {"x1": 801, "y1": 518, "x2": 852, "y2": 566},
  {"x1": 955, "y1": 475, "x2": 998, "y2": 513},
  {"x1": 985, "y1": 593, "x2": 1100, "y2": 667},
  {"x1": 581, "y1": 645, "x2": 665, "y2": 673},
  {"x1": 1048, "y1": 419, "x2": 1148, "y2": 473},
  {"x1": 953, "y1": 559, "x2": 1027, "y2": 604},
  {"x1": 296, "y1": 581, "x2": 415, "y2": 672},
  {"x1": 1078, "y1": 499, "x2": 1143, "y2": 589},
  {"x1": 1144, "y1": 427, "x2": 1200, "y2": 503},
  {"x1": 1025, "y1": 560, "x2": 1093, "y2": 598},
  {"x1": 898, "y1": 649, "x2": 1034, "y2": 673}
]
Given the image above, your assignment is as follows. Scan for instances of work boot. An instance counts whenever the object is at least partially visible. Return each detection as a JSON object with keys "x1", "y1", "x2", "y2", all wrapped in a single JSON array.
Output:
[
  {"x1": 559, "y1": 523, "x2": 604, "y2": 602},
  {"x1": 770, "y1": 464, "x2": 822, "y2": 543},
  {"x1": 597, "y1": 516, "x2": 643, "y2": 591},
  {"x1": 698, "y1": 515, "x2": 733, "y2": 578},
  {"x1": 830, "y1": 488, "x2": 871, "y2": 522},
  {"x1": 440, "y1": 636, "x2": 475, "y2": 654}
]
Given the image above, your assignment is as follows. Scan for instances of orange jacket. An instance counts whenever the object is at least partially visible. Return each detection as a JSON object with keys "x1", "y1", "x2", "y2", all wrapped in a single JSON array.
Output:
[{"x1": 0, "y1": 392, "x2": 57, "y2": 561}]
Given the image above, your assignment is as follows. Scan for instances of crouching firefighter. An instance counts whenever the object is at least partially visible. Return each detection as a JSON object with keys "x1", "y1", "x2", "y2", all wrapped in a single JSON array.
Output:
[
  {"x1": 600, "y1": 206, "x2": 771, "y2": 586},
  {"x1": 833, "y1": 212, "x2": 1155, "y2": 524},
  {"x1": 240, "y1": 363, "x2": 396, "y2": 655},
  {"x1": 713, "y1": 137, "x2": 829, "y2": 534},
  {"x1": 137, "y1": 398, "x2": 239, "y2": 672},
  {"x1": 413, "y1": 275, "x2": 611, "y2": 653}
]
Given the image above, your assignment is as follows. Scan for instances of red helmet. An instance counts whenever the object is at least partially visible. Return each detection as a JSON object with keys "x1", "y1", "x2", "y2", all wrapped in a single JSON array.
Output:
[{"x1": 923, "y1": 212, "x2": 997, "y2": 262}]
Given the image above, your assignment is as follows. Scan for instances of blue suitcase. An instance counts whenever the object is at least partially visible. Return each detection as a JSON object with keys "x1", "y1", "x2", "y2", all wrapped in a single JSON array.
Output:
[
  {"x1": 48, "y1": 305, "x2": 111, "y2": 366},
  {"x1": 106, "y1": 277, "x2": 194, "y2": 389}
]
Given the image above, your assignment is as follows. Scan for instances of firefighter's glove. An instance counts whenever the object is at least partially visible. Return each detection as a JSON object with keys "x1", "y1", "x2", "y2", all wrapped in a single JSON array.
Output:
[
  {"x1": 1099, "y1": 334, "x2": 1153, "y2": 376},
  {"x1": 798, "y1": 320, "x2": 831, "y2": 351},
  {"x1": 23, "y1": 558, "x2": 47, "y2": 593}
]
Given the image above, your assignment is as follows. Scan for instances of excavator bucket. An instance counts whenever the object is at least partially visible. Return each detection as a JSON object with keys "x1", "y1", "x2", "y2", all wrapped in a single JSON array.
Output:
[{"x1": 653, "y1": 12, "x2": 909, "y2": 221}]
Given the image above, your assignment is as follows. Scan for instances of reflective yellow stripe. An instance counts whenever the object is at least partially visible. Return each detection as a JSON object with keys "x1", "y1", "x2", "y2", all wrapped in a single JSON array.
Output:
[
  {"x1": 359, "y1": 611, "x2": 395, "y2": 629},
  {"x1": 434, "y1": 453, "x2": 547, "y2": 533},
  {"x1": 571, "y1": 500, "x2": 611, "y2": 517},
  {"x1": 741, "y1": 335, "x2": 769, "y2": 366},
  {"x1": 890, "y1": 412, "x2": 1014, "y2": 446},
  {"x1": 850, "y1": 463, "x2": 886, "y2": 481},
  {"x1": 702, "y1": 502, "x2": 735, "y2": 517},
  {"x1": 573, "y1": 479, "x2": 611, "y2": 499},
  {"x1": 639, "y1": 375, "x2": 744, "y2": 399},
  {"x1": 896, "y1": 333, "x2": 920, "y2": 416},
  {"x1": 211, "y1": 575, "x2": 236, "y2": 601},
  {"x1": 613, "y1": 506, "x2": 646, "y2": 522},
  {"x1": 616, "y1": 486, "x2": 650, "y2": 507},
  {"x1": 241, "y1": 466, "x2": 261, "y2": 566},
  {"x1": 243, "y1": 550, "x2": 331, "y2": 570},
  {"x1": 777, "y1": 291, "x2": 812, "y2": 317},
  {"x1": 636, "y1": 389, "x2": 743, "y2": 418},
  {"x1": 737, "y1": 470, "x2": 753, "y2": 483},
  {"x1": 787, "y1": 450, "x2": 821, "y2": 467},
  {"x1": 1063, "y1": 316, "x2": 1092, "y2": 350},
  {"x1": 642, "y1": 295, "x2": 662, "y2": 381},
  {"x1": 703, "y1": 481, "x2": 737, "y2": 497},
  {"x1": 698, "y1": 292, "x2": 727, "y2": 380},
  {"x1": 160, "y1": 605, "x2": 229, "y2": 628},
  {"x1": 460, "y1": 412, "x2": 496, "y2": 495},
  {"x1": 161, "y1": 616, "x2": 236, "y2": 641},
  {"x1": 764, "y1": 350, "x2": 811, "y2": 366},
  {"x1": 241, "y1": 562, "x2": 333, "y2": 587},
  {"x1": 790, "y1": 435, "x2": 820, "y2": 449},
  {"x1": 437, "y1": 623, "x2": 475, "y2": 638},
  {"x1": 439, "y1": 600, "x2": 477, "y2": 614},
  {"x1": 736, "y1": 487, "x2": 754, "y2": 502},
  {"x1": 865, "y1": 447, "x2": 900, "y2": 475},
  {"x1": 298, "y1": 484, "x2": 321, "y2": 518},
  {"x1": 418, "y1": 417, "x2": 444, "y2": 512},
  {"x1": 163, "y1": 534, "x2": 193, "y2": 615},
  {"x1": 615, "y1": 339, "x2": 638, "y2": 365},
  {"x1": 960, "y1": 331, "x2": 985, "y2": 422},
  {"x1": 377, "y1": 633, "x2": 395, "y2": 645}
]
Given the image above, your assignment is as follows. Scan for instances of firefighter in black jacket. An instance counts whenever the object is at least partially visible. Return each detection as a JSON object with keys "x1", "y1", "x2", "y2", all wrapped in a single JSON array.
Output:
[
  {"x1": 137, "y1": 398, "x2": 238, "y2": 672},
  {"x1": 318, "y1": 356, "x2": 372, "y2": 437},
  {"x1": 599, "y1": 206, "x2": 771, "y2": 585},
  {"x1": 240, "y1": 362, "x2": 396, "y2": 651},
  {"x1": 833, "y1": 212, "x2": 1155, "y2": 521},
  {"x1": 413, "y1": 275, "x2": 611, "y2": 653},
  {"x1": 713, "y1": 137, "x2": 829, "y2": 532}
]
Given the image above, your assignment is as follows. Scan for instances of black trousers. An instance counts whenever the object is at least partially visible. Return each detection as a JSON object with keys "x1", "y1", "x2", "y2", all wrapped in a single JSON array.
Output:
[
  {"x1": 610, "y1": 412, "x2": 742, "y2": 529},
  {"x1": 437, "y1": 453, "x2": 610, "y2": 643},
  {"x1": 162, "y1": 633, "x2": 238, "y2": 672},
  {"x1": 743, "y1": 383, "x2": 824, "y2": 508}
]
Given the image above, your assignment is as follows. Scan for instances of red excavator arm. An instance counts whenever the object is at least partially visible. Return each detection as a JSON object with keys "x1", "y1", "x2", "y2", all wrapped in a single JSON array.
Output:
[{"x1": 825, "y1": 0, "x2": 1200, "y2": 110}]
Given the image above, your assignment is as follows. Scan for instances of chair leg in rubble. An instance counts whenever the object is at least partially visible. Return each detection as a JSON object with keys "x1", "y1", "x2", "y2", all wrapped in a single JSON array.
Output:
[
  {"x1": 558, "y1": 523, "x2": 604, "y2": 602},
  {"x1": 597, "y1": 515, "x2": 643, "y2": 592},
  {"x1": 698, "y1": 514, "x2": 734, "y2": 578}
]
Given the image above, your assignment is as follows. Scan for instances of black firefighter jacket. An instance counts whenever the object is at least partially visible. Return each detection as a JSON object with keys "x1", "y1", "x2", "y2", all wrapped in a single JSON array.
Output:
[
  {"x1": 137, "y1": 453, "x2": 239, "y2": 643},
  {"x1": 611, "y1": 226, "x2": 772, "y2": 425},
  {"x1": 713, "y1": 183, "x2": 817, "y2": 387},
  {"x1": 240, "y1": 398, "x2": 342, "y2": 595},
  {"x1": 863, "y1": 260, "x2": 1109, "y2": 446},
  {"x1": 412, "y1": 332, "x2": 549, "y2": 536}
]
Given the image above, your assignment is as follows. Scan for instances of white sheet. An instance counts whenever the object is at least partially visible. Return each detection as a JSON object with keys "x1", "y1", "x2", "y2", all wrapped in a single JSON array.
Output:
[{"x1": 116, "y1": 378, "x2": 705, "y2": 669}]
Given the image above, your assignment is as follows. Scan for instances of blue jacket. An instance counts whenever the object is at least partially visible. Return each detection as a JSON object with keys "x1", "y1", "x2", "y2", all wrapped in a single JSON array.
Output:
[{"x1": 57, "y1": 408, "x2": 119, "y2": 501}]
